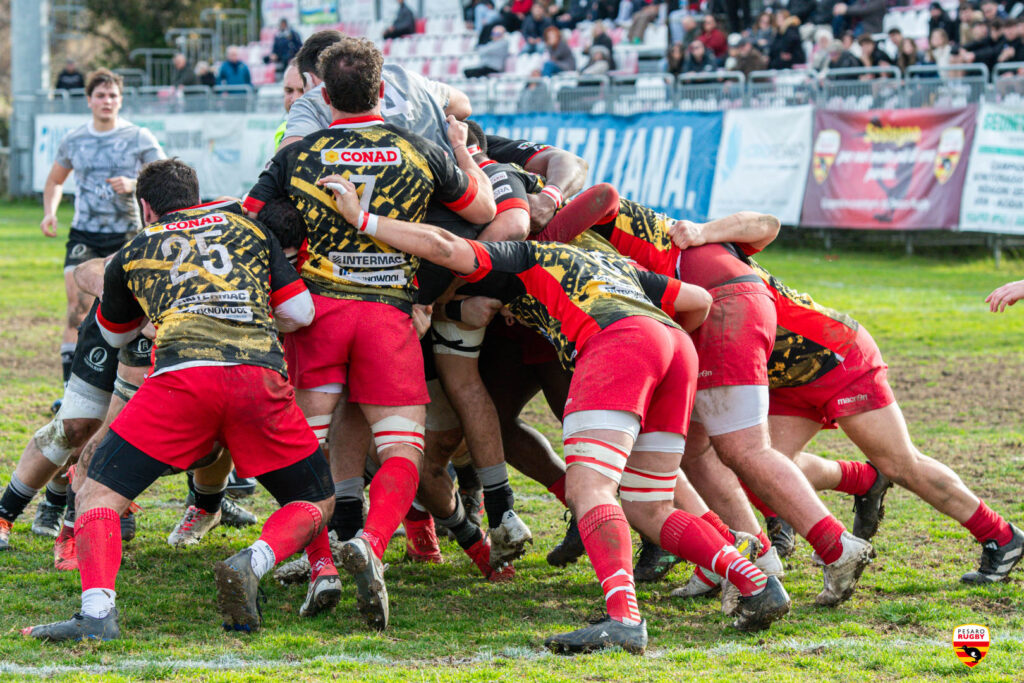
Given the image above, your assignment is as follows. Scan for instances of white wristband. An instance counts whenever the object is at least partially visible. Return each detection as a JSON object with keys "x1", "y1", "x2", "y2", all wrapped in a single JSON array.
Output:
[
  {"x1": 541, "y1": 185, "x2": 564, "y2": 208},
  {"x1": 356, "y1": 210, "x2": 379, "y2": 237}
]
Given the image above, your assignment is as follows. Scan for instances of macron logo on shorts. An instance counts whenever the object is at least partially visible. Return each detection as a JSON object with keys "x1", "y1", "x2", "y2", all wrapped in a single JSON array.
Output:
[
  {"x1": 321, "y1": 148, "x2": 402, "y2": 165},
  {"x1": 836, "y1": 393, "x2": 869, "y2": 406}
]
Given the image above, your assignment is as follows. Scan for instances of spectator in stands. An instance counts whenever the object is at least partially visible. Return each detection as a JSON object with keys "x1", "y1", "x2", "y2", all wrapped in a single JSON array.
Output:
[
  {"x1": 959, "y1": 4, "x2": 979, "y2": 47},
  {"x1": 897, "y1": 36, "x2": 921, "y2": 72},
  {"x1": 768, "y1": 10, "x2": 806, "y2": 70},
  {"x1": 811, "y1": 28, "x2": 836, "y2": 70},
  {"x1": 585, "y1": 21, "x2": 618, "y2": 70},
  {"x1": 751, "y1": 11, "x2": 774, "y2": 52},
  {"x1": 55, "y1": 59, "x2": 85, "y2": 90},
  {"x1": 729, "y1": 36, "x2": 768, "y2": 75},
  {"x1": 170, "y1": 53, "x2": 197, "y2": 89},
  {"x1": 522, "y1": 3, "x2": 554, "y2": 53},
  {"x1": 962, "y1": 20, "x2": 1003, "y2": 70},
  {"x1": 268, "y1": 19, "x2": 302, "y2": 78},
  {"x1": 929, "y1": 2, "x2": 959, "y2": 44},
  {"x1": 670, "y1": 14, "x2": 700, "y2": 48},
  {"x1": 698, "y1": 15, "x2": 728, "y2": 60},
  {"x1": 196, "y1": 61, "x2": 216, "y2": 87},
  {"x1": 823, "y1": 40, "x2": 863, "y2": 77},
  {"x1": 683, "y1": 38, "x2": 718, "y2": 72},
  {"x1": 664, "y1": 42, "x2": 687, "y2": 75},
  {"x1": 980, "y1": 0, "x2": 1008, "y2": 22},
  {"x1": 466, "y1": 25, "x2": 510, "y2": 76},
  {"x1": 383, "y1": 0, "x2": 418, "y2": 39},
  {"x1": 922, "y1": 27, "x2": 954, "y2": 70},
  {"x1": 787, "y1": 0, "x2": 817, "y2": 26},
  {"x1": 840, "y1": 30, "x2": 856, "y2": 52},
  {"x1": 1000, "y1": 18, "x2": 1024, "y2": 63},
  {"x1": 217, "y1": 47, "x2": 252, "y2": 87},
  {"x1": 628, "y1": 0, "x2": 663, "y2": 44},
  {"x1": 882, "y1": 28, "x2": 903, "y2": 61},
  {"x1": 541, "y1": 25, "x2": 577, "y2": 75},
  {"x1": 473, "y1": 0, "x2": 500, "y2": 33},
  {"x1": 857, "y1": 35, "x2": 893, "y2": 76},
  {"x1": 479, "y1": 0, "x2": 532, "y2": 44},
  {"x1": 555, "y1": 0, "x2": 596, "y2": 28},
  {"x1": 831, "y1": 0, "x2": 886, "y2": 38},
  {"x1": 581, "y1": 44, "x2": 614, "y2": 73}
]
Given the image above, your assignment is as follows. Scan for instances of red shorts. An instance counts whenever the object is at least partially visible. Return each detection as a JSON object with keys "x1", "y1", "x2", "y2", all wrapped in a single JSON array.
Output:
[
  {"x1": 110, "y1": 365, "x2": 319, "y2": 478},
  {"x1": 690, "y1": 280, "x2": 776, "y2": 390},
  {"x1": 566, "y1": 316, "x2": 697, "y2": 435},
  {"x1": 284, "y1": 295, "x2": 429, "y2": 406},
  {"x1": 768, "y1": 326, "x2": 895, "y2": 428}
]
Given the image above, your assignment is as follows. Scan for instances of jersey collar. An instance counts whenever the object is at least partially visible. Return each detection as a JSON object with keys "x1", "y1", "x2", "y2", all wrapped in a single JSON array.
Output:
[
  {"x1": 478, "y1": 159, "x2": 497, "y2": 169},
  {"x1": 330, "y1": 115, "x2": 385, "y2": 129}
]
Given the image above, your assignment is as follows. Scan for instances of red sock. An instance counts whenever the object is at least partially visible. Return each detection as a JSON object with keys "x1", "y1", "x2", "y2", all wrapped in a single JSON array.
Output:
[
  {"x1": 362, "y1": 456, "x2": 420, "y2": 560},
  {"x1": 835, "y1": 461, "x2": 878, "y2": 496},
  {"x1": 962, "y1": 501, "x2": 1013, "y2": 546},
  {"x1": 535, "y1": 183, "x2": 620, "y2": 242},
  {"x1": 75, "y1": 507, "x2": 122, "y2": 592},
  {"x1": 806, "y1": 516, "x2": 846, "y2": 564},
  {"x1": 547, "y1": 476, "x2": 568, "y2": 507},
  {"x1": 578, "y1": 504, "x2": 641, "y2": 625},
  {"x1": 756, "y1": 529, "x2": 772, "y2": 557},
  {"x1": 739, "y1": 479, "x2": 778, "y2": 518},
  {"x1": 305, "y1": 527, "x2": 337, "y2": 581},
  {"x1": 659, "y1": 509, "x2": 767, "y2": 596},
  {"x1": 700, "y1": 510, "x2": 736, "y2": 545},
  {"x1": 260, "y1": 501, "x2": 323, "y2": 564},
  {"x1": 405, "y1": 505, "x2": 431, "y2": 522}
]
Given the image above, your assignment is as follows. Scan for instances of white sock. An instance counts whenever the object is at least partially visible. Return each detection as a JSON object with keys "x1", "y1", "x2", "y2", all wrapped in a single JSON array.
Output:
[
  {"x1": 81, "y1": 588, "x2": 116, "y2": 619},
  {"x1": 248, "y1": 539, "x2": 276, "y2": 579}
]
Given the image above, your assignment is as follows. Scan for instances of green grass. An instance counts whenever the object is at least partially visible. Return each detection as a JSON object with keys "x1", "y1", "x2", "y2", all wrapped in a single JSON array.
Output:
[{"x1": 2, "y1": 200, "x2": 1024, "y2": 681}]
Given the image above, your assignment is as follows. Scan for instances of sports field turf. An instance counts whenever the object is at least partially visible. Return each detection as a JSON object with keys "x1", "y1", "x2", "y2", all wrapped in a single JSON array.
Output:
[{"x1": 2, "y1": 200, "x2": 1024, "y2": 681}]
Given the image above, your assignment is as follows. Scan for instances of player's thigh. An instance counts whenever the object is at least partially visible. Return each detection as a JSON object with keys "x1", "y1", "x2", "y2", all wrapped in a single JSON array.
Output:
[
  {"x1": 255, "y1": 450, "x2": 334, "y2": 514},
  {"x1": 836, "y1": 402, "x2": 917, "y2": 468},
  {"x1": 767, "y1": 414, "x2": 823, "y2": 460},
  {"x1": 83, "y1": 430, "x2": 176, "y2": 511}
]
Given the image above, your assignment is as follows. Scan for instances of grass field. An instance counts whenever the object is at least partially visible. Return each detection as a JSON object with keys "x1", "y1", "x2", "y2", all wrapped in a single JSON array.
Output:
[{"x1": 2, "y1": 199, "x2": 1024, "y2": 682}]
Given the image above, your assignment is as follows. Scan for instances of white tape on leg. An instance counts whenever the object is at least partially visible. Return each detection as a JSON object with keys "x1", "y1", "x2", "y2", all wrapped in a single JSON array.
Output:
[
  {"x1": 371, "y1": 415, "x2": 425, "y2": 455},
  {"x1": 619, "y1": 466, "x2": 678, "y2": 502},
  {"x1": 34, "y1": 420, "x2": 74, "y2": 467},
  {"x1": 563, "y1": 436, "x2": 630, "y2": 485},
  {"x1": 306, "y1": 414, "x2": 331, "y2": 446}
]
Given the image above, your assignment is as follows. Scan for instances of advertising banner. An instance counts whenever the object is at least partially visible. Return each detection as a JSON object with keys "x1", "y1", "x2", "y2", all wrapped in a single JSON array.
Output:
[
  {"x1": 298, "y1": 0, "x2": 339, "y2": 25},
  {"x1": 476, "y1": 111, "x2": 723, "y2": 220},
  {"x1": 708, "y1": 106, "x2": 812, "y2": 225},
  {"x1": 959, "y1": 102, "x2": 1024, "y2": 234},
  {"x1": 801, "y1": 106, "x2": 976, "y2": 229}
]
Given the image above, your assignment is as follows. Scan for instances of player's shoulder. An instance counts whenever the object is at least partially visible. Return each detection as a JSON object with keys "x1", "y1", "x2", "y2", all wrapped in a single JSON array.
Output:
[{"x1": 60, "y1": 123, "x2": 94, "y2": 143}]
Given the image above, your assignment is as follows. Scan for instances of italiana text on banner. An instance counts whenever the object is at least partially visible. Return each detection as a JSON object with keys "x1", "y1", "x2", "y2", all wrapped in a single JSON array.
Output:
[
  {"x1": 708, "y1": 106, "x2": 812, "y2": 225},
  {"x1": 801, "y1": 106, "x2": 976, "y2": 230},
  {"x1": 34, "y1": 113, "x2": 282, "y2": 199},
  {"x1": 959, "y1": 102, "x2": 1024, "y2": 234},
  {"x1": 475, "y1": 111, "x2": 723, "y2": 221}
]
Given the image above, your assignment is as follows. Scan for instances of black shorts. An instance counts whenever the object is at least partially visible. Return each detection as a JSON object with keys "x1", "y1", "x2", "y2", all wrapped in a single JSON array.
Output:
[
  {"x1": 63, "y1": 229, "x2": 129, "y2": 270},
  {"x1": 72, "y1": 302, "x2": 151, "y2": 392}
]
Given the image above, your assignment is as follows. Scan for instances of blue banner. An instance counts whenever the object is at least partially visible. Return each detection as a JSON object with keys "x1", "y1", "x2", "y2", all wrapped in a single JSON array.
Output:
[{"x1": 475, "y1": 111, "x2": 723, "y2": 221}]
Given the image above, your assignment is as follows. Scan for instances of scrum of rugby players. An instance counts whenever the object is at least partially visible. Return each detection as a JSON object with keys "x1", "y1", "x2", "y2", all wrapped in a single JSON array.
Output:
[{"x1": 7, "y1": 31, "x2": 1021, "y2": 655}]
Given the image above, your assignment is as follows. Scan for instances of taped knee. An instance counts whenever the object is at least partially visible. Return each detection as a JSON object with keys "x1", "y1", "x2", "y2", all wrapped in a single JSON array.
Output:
[
  {"x1": 34, "y1": 420, "x2": 74, "y2": 467},
  {"x1": 620, "y1": 466, "x2": 677, "y2": 502},
  {"x1": 564, "y1": 436, "x2": 629, "y2": 485},
  {"x1": 307, "y1": 414, "x2": 331, "y2": 446},
  {"x1": 633, "y1": 431, "x2": 686, "y2": 455},
  {"x1": 112, "y1": 374, "x2": 140, "y2": 403},
  {"x1": 371, "y1": 416, "x2": 425, "y2": 455},
  {"x1": 431, "y1": 321, "x2": 485, "y2": 358}
]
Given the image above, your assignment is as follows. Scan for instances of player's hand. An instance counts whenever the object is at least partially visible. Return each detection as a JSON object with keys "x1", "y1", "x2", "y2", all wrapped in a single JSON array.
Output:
[
  {"x1": 141, "y1": 320, "x2": 157, "y2": 340},
  {"x1": 499, "y1": 306, "x2": 517, "y2": 326},
  {"x1": 446, "y1": 115, "x2": 468, "y2": 150},
  {"x1": 528, "y1": 192, "x2": 556, "y2": 232},
  {"x1": 985, "y1": 280, "x2": 1024, "y2": 312},
  {"x1": 106, "y1": 176, "x2": 136, "y2": 194},
  {"x1": 412, "y1": 304, "x2": 433, "y2": 339},
  {"x1": 460, "y1": 296, "x2": 503, "y2": 327},
  {"x1": 667, "y1": 219, "x2": 707, "y2": 249},
  {"x1": 40, "y1": 214, "x2": 58, "y2": 238},
  {"x1": 317, "y1": 175, "x2": 361, "y2": 223}
]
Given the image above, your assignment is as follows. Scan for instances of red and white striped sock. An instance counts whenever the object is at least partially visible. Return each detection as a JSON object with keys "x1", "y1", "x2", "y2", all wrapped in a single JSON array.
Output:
[
  {"x1": 660, "y1": 509, "x2": 767, "y2": 596},
  {"x1": 578, "y1": 504, "x2": 642, "y2": 625}
]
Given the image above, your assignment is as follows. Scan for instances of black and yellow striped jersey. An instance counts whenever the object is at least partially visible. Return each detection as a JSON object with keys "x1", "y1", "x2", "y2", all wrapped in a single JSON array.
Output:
[
  {"x1": 245, "y1": 115, "x2": 476, "y2": 312},
  {"x1": 98, "y1": 200, "x2": 306, "y2": 377}
]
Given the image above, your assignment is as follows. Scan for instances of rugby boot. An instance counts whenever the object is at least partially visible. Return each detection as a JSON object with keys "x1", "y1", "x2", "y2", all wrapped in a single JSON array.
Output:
[
  {"x1": 633, "y1": 538, "x2": 683, "y2": 583},
  {"x1": 852, "y1": 463, "x2": 892, "y2": 541},
  {"x1": 0, "y1": 518, "x2": 12, "y2": 551},
  {"x1": 671, "y1": 566, "x2": 722, "y2": 599},
  {"x1": 214, "y1": 548, "x2": 263, "y2": 633},
  {"x1": 225, "y1": 470, "x2": 257, "y2": 500},
  {"x1": 186, "y1": 492, "x2": 258, "y2": 528},
  {"x1": 120, "y1": 511, "x2": 136, "y2": 542},
  {"x1": 168, "y1": 506, "x2": 222, "y2": 547},
  {"x1": 720, "y1": 531, "x2": 763, "y2": 616},
  {"x1": 299, "y1": 571, "x2": 342, "y2": 618},
  {"x1": 725, "y1": 546, "x2": 786, "y2": 617},
  {"x1": 961, "y1": 523, "x2": 1024, "y2": 584},
  {"x1": 547, "y1": 511, "x2": 585, "y2": 567},
  {"x1": 545, "y1": 616, "x2": 648, "y2": 656},
  {"x1": 22, "y1": 609, "x2": 120, "y2": 642},
  {"x1": 339, "y1": 536, "x2": 389, "y2": 631},
  {"x1": 54, "y1": 526, "x2": 78, "y2": 571},
  {"x1": 489, "y1": 510, "x2": 533, "y2": 568},
  {"x1": 732, "y1": 576, "x2": 791, "y2": 632},
  {"x1": 465, "y1": 537, "x2": 515, "y2": 582},
  {"x1": 31, "y1": 501, "x2": 64, "y2": 538},
  {"x1": 404, "y1": 516, "x2": 443, "y2": 563},
  {"x1": 814, "y1": 532, "x2": 874, "y2": 607},
  {"x1": 766, "y1": 516, "x2": 796, "y2": 558}
]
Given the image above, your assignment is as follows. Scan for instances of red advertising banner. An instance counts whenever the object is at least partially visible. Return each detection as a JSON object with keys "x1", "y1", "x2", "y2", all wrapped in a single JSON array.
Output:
[{"x1": 801, "y1": 106, "x2": 976, "y2": 229}]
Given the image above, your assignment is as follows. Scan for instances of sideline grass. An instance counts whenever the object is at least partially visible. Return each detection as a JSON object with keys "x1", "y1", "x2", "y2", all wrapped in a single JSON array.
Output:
[{"x1": 2, "y1": 200, "x2": 1024, "y2": 681}]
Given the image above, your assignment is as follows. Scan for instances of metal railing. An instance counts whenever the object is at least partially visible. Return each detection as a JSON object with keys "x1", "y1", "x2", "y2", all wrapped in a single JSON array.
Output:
[
  {"x1": 820, "y1": 65, "x2": 904, "y2": 111},
  {"x1": 747, "y1": 69, "x2": 818, "y2": 109},
  {"x1": 905, "y1": 64, "x2": 989, "y2": 109},
  {"x1": 987, "y1": 62, "x2": 1024, "y2": 104},
  {"x1": 676, "y1": 72, "x2": 745, "y2": 111},
  {"x1": 129, "y1": 49, "x2": 177, "y2": 88},
  {"x1": 199, "y1": 8, "x2": 255, "y2": 61},
  {"x1": 165, "y1": 27, "x2": 217, "y2": 67}
]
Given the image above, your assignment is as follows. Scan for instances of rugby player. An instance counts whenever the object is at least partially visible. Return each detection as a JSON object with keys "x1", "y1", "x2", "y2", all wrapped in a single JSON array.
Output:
[
  {"x1": 39, "y1": 69, "x2": 165, "y2": 398},
  {"x1": 243, "y1": 38, "x2": 495, "y2": 630},
  {"x1": 320, "y1": 175, "x2": 792, "y2": 654},
  {"x1": 22, "y1": 158, "x2": 329, "y2": 642},
  {"x1": 274, "y1": 60, "x2": 306, "y2": 148}
]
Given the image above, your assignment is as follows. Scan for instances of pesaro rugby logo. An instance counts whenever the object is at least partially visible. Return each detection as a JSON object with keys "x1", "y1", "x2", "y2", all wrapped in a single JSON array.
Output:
[
  {"x1": 934, "y1": 127, "x2": 965, "y2": 185},
  {"x1": 811, "y1": 129, "x2": 840, "y2": 184},
  {"x1": 952, "y1": 624, "x2": 989, "y2": 668}
]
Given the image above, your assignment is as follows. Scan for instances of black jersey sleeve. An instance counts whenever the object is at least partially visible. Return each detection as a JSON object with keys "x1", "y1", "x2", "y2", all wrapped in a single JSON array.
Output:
[
  {"x1": 486, "y1": 135, "x2": 551, "y2": 167},
  {"x1": 243, "y1": 145, "x2": 294, "y2": 215},
  {"x1": 97, "y1": 250, "x2": 146, "y2": 347},
  {"x1": 266, "y1": 230, "x2": 306, "y2": 301},
  {"x1": 485, "y1": 163, "x2": 529, "y2": 215},
  {"x1": 635, "y1": 269, "x2": 683, "y2": 317},
  {"x1": 459, "y1": 239, "x2": 534, "y2": 282}
]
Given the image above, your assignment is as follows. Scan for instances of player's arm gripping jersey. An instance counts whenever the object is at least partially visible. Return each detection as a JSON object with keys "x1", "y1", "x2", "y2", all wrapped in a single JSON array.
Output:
[
  {"x1": 480, "y1": 160, "x2": 539, "y2": 216},
  {"x1": 458, "y1": 239, "x2": 680, "y2": 369},
  {"x1": 485, "y1": 136, "x2": 552, "y2": 168},
  {"x1": 97, "y1": 200, "x2": 309, "y2": 378},
  {"x1": 245, "y1": 118, "x2": 475, "y2": 312}
]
